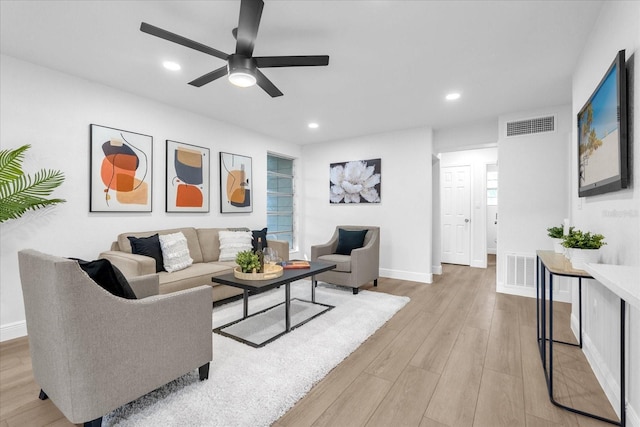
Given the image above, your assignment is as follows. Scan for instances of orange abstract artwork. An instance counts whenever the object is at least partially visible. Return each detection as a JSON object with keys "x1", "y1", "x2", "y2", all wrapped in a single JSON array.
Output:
[
  {"x1": 90, "y1": 125, "x2": 152, "y2": 212},
  {"x1": 166, "y1": 141, "x2": 209, "y2": 212}
]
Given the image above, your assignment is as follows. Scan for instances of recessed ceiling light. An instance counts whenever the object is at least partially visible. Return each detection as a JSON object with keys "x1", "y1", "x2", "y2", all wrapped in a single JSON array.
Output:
[
  {"x1": 162, "y1": 61, "x2": 181, "y2": 71},
  {"x1": 308, "y1": 122, "x2": 319, "y2": 129},
  {"x1": 446, "y1": 92, "x2": 461, "y2": 101}
]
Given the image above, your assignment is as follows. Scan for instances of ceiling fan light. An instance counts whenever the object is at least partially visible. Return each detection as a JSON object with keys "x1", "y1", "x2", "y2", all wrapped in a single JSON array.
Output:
[{"x1": 228, "y1": 71, "x2": 256, "y2": 87}]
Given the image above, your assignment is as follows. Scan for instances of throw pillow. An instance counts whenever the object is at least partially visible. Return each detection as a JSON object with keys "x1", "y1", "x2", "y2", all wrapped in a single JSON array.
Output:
[
  {"x1": 218, "y1": 230, "x2": 253, "y2": 261},
  {"x1": 128, "y1": 234, "x2": 165, "y2": 273},
  {"x1": 159, "y1": 232, "x2": 193, "y2": 273},
  {"x1": 252, "y1": 228, "x2": 268, "y2": 252},
  {"x1": 335, "y1": 228, "x2": 368, "y2": 255},
  {"x1": 71, "y1": 258, "x2": 136, "y2": 299}
]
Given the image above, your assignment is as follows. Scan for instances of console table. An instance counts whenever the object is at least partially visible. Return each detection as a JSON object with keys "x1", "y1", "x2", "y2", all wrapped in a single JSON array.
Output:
[{"x1": 536, "y1": 251, "x2": 638, "y2": 426}]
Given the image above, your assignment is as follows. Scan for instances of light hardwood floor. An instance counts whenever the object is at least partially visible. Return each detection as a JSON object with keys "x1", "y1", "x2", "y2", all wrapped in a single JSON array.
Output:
[{"x1": 0, "y1": 257, "x2": 619, "y2": 426}]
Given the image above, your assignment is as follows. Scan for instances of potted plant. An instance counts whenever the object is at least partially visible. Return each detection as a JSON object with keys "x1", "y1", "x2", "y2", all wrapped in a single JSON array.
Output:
[
  {"x1": 0, "y1": 144, "x2": 65, "y2": 223},
  {"x1": 547, "y1": 225, "x2": 572, "y2": 253},
  {"x1": 235, "y1": 250, "x2": 261, "y2": 273},
  {"x1": 561, "y1": 229, "x2": 606, "y2": 270}
]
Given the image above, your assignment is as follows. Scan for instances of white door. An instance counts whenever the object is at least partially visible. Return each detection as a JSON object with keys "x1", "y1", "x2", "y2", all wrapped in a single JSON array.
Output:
[{"x1": 441, "y1": 165, "x2": 471, "y2": 265}]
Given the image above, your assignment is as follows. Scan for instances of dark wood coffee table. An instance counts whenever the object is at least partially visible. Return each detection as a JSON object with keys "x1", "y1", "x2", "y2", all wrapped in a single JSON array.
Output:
[{"x1": 211, "y1": 261, "x2": 336, "y2": 347}]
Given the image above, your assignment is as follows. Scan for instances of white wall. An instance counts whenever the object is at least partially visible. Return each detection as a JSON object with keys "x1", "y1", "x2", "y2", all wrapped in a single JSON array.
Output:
[
  {"x1": 434, "y1": 119, "x2": 498, "y2": 153},
  {"x1": 570, "y1": 1, "x2": 640, "y2": 423},
  {"x1": 299, "y1": 127, "x2": 433, "y2": 284},
  {"x1": 439, "y1": 147, "x2": 498, "y2": 268},
  {"x1": 496, "y1": 105, "x2": 572, "y2": 298},
  {"x1": 0, "y1": 55, "x2": 302, "y2": 341}
]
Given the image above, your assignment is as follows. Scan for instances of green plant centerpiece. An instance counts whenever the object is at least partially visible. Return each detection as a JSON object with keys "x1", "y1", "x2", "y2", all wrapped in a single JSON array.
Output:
[
  {"x1": 235, "y1": 250, "x2": 261, "y2": 273},
  {"x1": 561, "y1": 229, "x2": 606, "y2": 249},
  {"x1": 547, "y1": 225, "x2": 574, "y2": 239},
  {"x1": 547, "y1": 225, "x2": 573, "y2": 253},
  {"x1": 547, "y1": 225, "x2": 565, "y2": 239},
  {"x1": 561, "y1": 228, "x2": 606, "y2": 270},
  {"x1": 0, "y1": 144, "x2": 65, "y2": 223}
]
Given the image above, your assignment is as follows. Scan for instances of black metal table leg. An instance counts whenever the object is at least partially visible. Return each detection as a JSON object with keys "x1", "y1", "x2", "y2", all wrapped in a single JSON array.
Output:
[
  {"x1": 285, "y1": 282, "x2": 291, "y2": 331},
  {"x1": 243, "y1": 289, "x2": 249, "y2": 318}
]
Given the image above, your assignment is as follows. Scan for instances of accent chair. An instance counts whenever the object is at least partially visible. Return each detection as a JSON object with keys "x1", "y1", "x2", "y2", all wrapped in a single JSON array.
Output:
[
  {"x1": 311, "y1": 226, "x2": 380, "y2": 294},
  {"x1": 18, "y1": 249, "x2": 213, "y2": 427}
]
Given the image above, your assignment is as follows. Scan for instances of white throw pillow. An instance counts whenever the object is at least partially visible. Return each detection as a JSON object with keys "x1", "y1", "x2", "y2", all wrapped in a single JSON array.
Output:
[
  {"x1": 159, "y1": 232, "x2": 193, "y2": 273},
  {"x1": 218, "y1": 230, "x2": 253, "y2": 261}
]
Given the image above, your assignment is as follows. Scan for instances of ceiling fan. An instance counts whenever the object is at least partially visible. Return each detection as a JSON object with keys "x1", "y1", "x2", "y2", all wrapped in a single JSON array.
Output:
[{"x1": 140, "y1": 0, "x2": 329, "y2": 97}]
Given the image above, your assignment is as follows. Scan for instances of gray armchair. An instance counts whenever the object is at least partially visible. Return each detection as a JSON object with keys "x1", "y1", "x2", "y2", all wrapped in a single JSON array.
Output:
[
  {"x1": 311, "y1": 226, "x2": 380, "y2": 294},
  {"x1": 18, "y1": 249, "x2": 213, "y2": 427}
]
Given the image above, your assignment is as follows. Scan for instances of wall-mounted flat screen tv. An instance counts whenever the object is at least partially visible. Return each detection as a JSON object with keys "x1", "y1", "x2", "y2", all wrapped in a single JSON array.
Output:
[{"x1": 577, "y1": 49, "x2": 627, "y2": 197}]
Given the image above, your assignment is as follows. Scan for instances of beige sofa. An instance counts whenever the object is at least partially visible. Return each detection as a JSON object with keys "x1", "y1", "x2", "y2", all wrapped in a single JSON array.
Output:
[{"x1": 99, "y1": 227, "x2": 289, "y2": 303}]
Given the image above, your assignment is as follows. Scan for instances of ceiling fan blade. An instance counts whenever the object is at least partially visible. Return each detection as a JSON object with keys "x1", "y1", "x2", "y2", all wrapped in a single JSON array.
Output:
[
  {"x1": 140, "y1": 22, "x2": 229, "y2": 61},
  {"x1": 235, "y1": 0, "x2": 264, "y2": 56},
  {"x1": 255, "y1": 69, "x2": 283, "y2": 97},
  {"x1": 188, "y1": 66, "x2": 228, "y2": 87},
  {"x1": 254, "y1": 55, "x2": 330, "y2": 68}
]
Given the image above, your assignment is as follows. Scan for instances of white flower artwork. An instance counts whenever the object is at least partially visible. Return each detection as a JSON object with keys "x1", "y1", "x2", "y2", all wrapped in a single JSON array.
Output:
[{"x1": 329, "y1": 159, "x2": 381, "y2": 203}]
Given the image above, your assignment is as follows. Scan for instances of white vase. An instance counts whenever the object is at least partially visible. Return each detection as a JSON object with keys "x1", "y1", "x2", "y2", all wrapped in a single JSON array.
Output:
[
  {"x1": 569, "y1": 248, "x2": 600, "y2": 270},
  {"x1": 551, "y1": 238, "x2": 564, "y2": 254}
]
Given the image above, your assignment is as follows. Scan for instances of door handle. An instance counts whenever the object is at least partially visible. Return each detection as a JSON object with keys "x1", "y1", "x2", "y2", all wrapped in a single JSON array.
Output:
[{"x1": 465, "y1": 218, "x2": 470, "y2": 223}]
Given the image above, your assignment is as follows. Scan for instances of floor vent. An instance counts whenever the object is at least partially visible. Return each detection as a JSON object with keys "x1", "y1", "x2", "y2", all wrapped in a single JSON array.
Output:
[
  {"x1": 506, "y1": 115, "x2": 555, "y2": 137},
  {"x1": 505, "y1": 253, "x2": 535, "y2": 288}
]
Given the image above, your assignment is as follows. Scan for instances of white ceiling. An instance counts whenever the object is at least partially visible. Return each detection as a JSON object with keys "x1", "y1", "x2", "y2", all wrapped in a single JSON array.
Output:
[{"x1": 0, "y1": 0, "x2": 603, "y2": 145}]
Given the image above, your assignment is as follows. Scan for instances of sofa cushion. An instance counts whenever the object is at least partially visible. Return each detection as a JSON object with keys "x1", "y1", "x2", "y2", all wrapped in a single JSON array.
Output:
[
  {"x1": 118, "y1": 228, "x2": 203, "y2": 263},
  {"x1": 157, "y1": 262, "x2": 233, "y2": 288},
  {"x1": 72, "y1": 258, "x2": 137, "y2": 299},
  {"x1": 159, "y1": 232, "x2": 193, "y2": 273},
  {"x1": 317, "y1": 254, "x2": 352, "y2": 272},
  {"x1": 218, "y1": 230, "x2": 253, "y2": 261},
  {"x1": 128, "y1": 234, "x2": 165, "y2": 273},
  {"x1": 197, "y1": 228, "x2": 225, "y2": 263},
  {"x1": 252, "y1": 228, "x2": 268, "y2": 252},
  {"x1": 335, "y1": 228, "x2": 368, "y2": 255}
]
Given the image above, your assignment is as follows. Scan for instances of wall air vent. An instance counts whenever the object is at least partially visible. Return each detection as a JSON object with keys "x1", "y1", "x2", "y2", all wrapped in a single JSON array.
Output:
[
  {"x1": 506, "y1": 115, "x2": 555, "y2": 137},
  {"x1": 505, "y1": 253, "x2": 535, "y2": 289}
]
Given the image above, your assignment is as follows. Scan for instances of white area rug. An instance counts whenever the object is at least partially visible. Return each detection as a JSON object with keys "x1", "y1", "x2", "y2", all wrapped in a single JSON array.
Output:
[{"x1": 104, "y1": 282, "x2": 409, "y2": 427}]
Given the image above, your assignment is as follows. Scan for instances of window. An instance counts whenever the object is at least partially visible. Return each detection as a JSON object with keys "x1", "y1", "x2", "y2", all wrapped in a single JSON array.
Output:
[
  {"x1": 487, "y1": 170, "x2": 498, "y2": 206},
  {"x1": 267, "y1": 154, "x2": 295, "y2": 250}
]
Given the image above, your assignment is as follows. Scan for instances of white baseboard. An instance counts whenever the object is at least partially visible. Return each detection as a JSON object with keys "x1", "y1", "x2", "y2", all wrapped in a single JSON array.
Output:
[
  {"x1": 432, "y1": 265, "x2": 443, "y2": 275},
  {"x1": 496, "y1": 281, "x2": 536, "y2": 299},
  {"x1": 470, "y1": 260, "x2": 487, "y2": 268},
  {"x1": 1, "y1": 321, "x2": 27, "y2": 342},
  {"x1": 628, "y1": 405, "x2": 640, "y2": 427},
  {"x1": 379, "y1": 268, "x2": 432, "y2": 284}
]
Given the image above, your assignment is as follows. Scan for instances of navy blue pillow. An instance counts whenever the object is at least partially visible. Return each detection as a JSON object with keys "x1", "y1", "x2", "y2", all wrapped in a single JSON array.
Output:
[
  {"x1": 71, "y1": 258, "x2": 136, "y2": 299},
  {"x1": 335, "y1": 229, "x2": 368, "y2": 255},
  {"x1": 252, "y1": 228, "x2": 268, "y2": 252},
  {"x1": 128, "y1": 234, "x2": 165, "y2": 272}
]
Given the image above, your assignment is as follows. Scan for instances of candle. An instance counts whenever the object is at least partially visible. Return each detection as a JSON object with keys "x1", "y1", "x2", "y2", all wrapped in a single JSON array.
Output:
[{"x1": 563, "y1": 218, "x2": 569, "y2": 236}]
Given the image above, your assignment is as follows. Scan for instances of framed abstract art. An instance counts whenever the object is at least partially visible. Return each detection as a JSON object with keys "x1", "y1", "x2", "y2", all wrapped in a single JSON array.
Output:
[
  {"x1": 166, "y1": 140, "x2": 210, "y2": 212},
  {"x1": 219, "y1": 152, "x2": 252, "y2": 213},
  {"x1": 90, "y1": 124, "x2": 152, "y2": 212}
]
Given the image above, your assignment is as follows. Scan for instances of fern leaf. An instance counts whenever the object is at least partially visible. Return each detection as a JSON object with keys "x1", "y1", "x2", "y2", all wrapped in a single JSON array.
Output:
[
  {"x1": 0, "y1": 145, "x2": 66, "y2": 223},
  {"x1": 0, "y1": 144, "x2": 29, "y2": 182}
]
